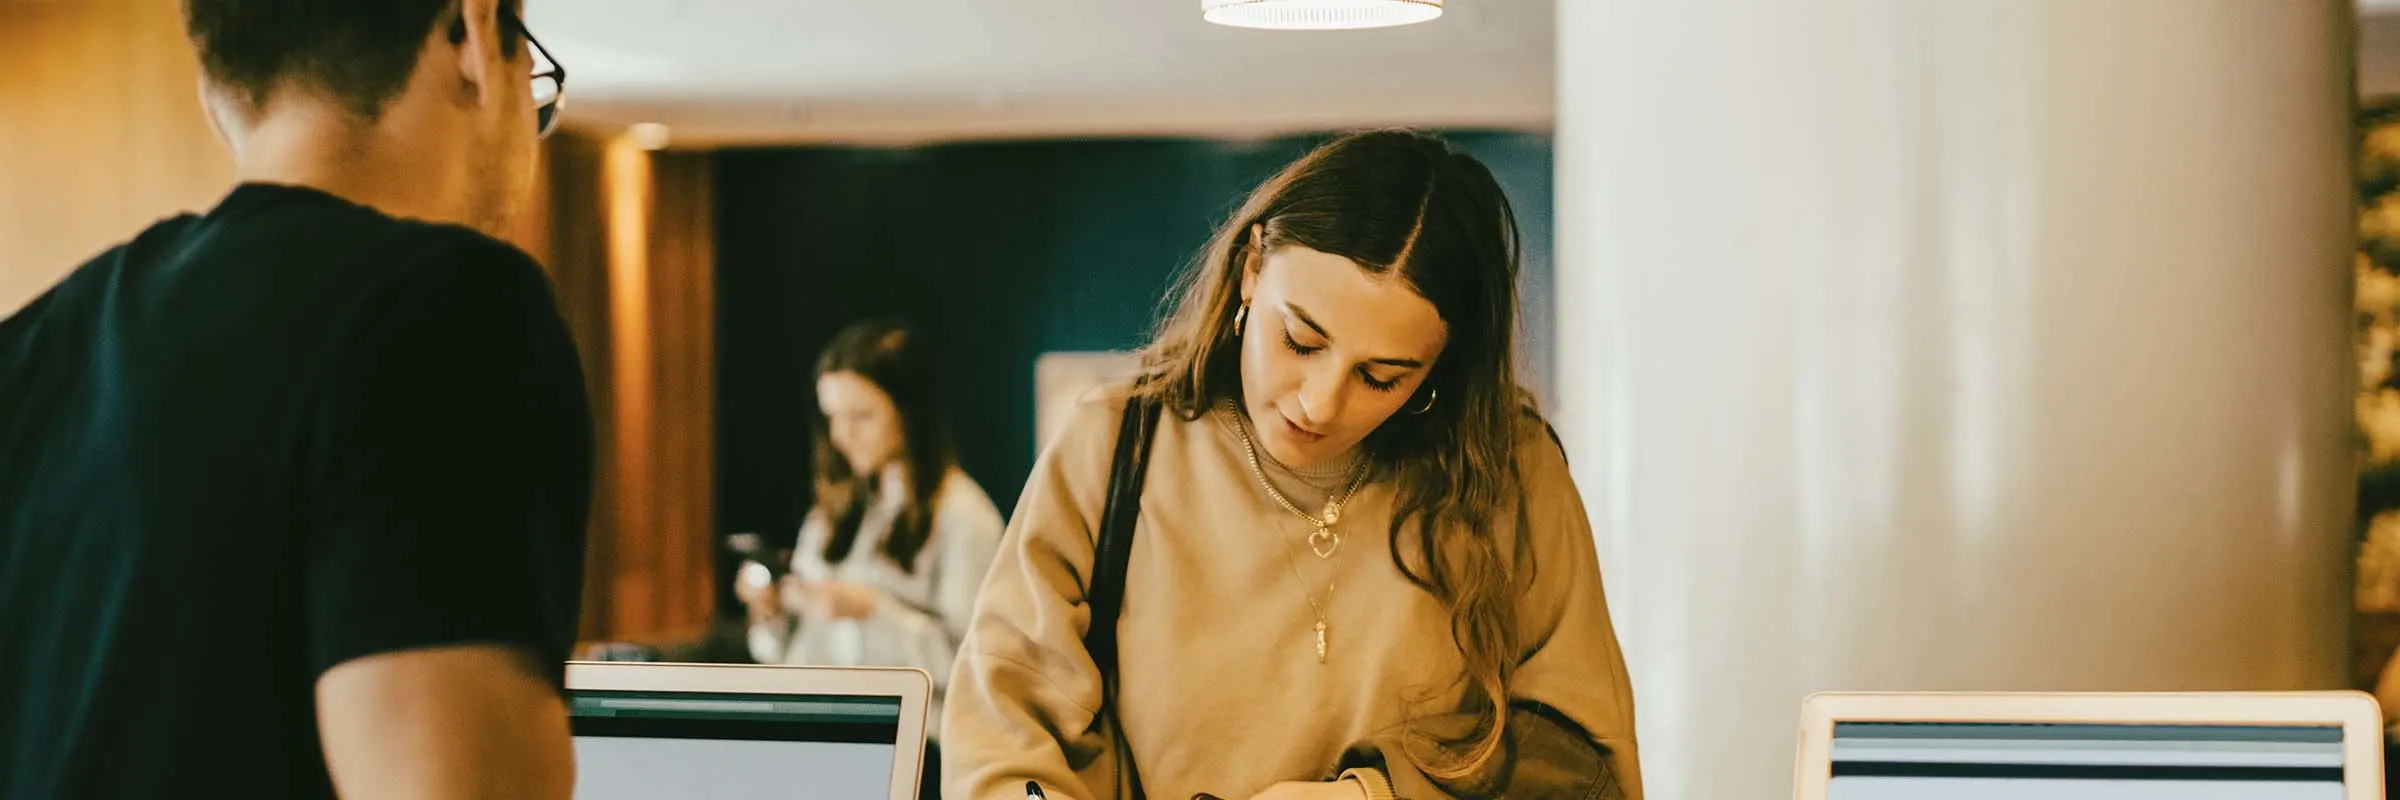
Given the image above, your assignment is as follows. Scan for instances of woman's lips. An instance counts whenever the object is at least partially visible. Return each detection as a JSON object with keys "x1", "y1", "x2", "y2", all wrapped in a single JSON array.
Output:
[{"x1": 1279, "y1": 412, "x2": 1327, "y2": 443}]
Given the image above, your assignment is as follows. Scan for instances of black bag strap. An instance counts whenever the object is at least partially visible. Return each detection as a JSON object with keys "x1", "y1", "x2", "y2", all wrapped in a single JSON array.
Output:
[
  {"x1": 1085, "y1": 397, "x2": 1160, "y2": 799},
  {"x1": 1085, "y1": 397, "x2": 1158, "y2": 687}
]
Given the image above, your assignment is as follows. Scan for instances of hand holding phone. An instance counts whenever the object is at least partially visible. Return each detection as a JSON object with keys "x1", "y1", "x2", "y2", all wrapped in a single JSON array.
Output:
[
  {"x1": 784, "y1": 577, "x2": 879, "y2": 620},
  {"x1": 734, "y1": 560, "x2": 789, "y2": 622}
]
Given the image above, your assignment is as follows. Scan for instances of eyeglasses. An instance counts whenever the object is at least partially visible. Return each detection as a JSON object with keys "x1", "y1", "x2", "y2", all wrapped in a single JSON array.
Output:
[{"x1": 504, "y1": 11, "x2": 567, "y2": 139}]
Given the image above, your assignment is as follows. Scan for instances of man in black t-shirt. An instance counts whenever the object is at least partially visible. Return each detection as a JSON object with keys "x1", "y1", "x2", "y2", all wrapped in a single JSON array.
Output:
[{"x1": 0, "y1": 2, "x2": 589, "y2": 798}]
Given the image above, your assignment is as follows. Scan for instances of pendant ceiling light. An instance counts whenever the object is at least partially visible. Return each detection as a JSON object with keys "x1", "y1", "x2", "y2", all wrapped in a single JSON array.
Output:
[{"x1": 1202, "y1": 0, "x2": 1443, "y2": 30}]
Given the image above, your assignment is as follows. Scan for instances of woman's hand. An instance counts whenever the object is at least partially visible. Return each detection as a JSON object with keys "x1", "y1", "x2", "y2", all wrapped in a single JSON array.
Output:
[
  {"x1": 733, "y1": 568, "x2": 783, "y2": 623},
  {"x1": 791, "y1": 579, "x2": 881, "y2": 620},
  {"x1": 777, "y1": 575, "x2": 811, "y2": 616},
  {"x1": 1242, "y1": 781, "x2": 1368, "y2": 800}
]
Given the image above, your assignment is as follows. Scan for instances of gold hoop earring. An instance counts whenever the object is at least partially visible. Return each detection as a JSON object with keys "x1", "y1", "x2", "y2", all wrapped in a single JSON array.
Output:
[
  {"x1": 1234, "y1": 303, "x2": 1249, "y2": 334},
  {"x1": 1410, "y1": 387, "x2": 1438, "y2": 415}
]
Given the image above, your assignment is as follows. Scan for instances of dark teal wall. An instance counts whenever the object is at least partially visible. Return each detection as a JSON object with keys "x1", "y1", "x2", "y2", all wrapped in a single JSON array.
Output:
[{"x1": 712, "y1": 131, "x2": 1554, "y2": 542}]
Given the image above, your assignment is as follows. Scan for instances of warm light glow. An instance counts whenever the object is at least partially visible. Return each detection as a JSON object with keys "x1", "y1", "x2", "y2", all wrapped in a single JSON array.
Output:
[
  {"x1": 1202, "y1": 0, "x2": 1442, "y2": 30},
  {"x1": 626, "y1": 122, "x2": 672, "y2": 151},
  {"x1": 602, "y1": 138, "x2": 655, "y2": 540}
]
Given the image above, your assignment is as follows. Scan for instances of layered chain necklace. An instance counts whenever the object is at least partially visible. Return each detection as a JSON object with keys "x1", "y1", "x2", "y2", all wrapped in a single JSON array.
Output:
[{"x1": 1221, "y1": 400, "x2": 1372, "y2": 663}]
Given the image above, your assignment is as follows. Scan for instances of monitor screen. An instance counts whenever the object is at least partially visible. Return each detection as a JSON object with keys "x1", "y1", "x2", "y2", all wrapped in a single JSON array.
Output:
[
  {"x1": 569, "y1": 689, "x2": 906, "y2": 799},
  {"x1": 1826, "y1": 721, "x2": 2346, "y2": 800}
]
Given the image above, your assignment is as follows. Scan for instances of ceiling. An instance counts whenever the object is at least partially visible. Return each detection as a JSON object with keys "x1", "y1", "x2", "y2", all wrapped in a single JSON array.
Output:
[
  {"x1": 537, "y1": 0, "x2": 2397, "y2": 148},
  {"x1": 530, "y1": 0, "x2": 1553, "y2": 146}
]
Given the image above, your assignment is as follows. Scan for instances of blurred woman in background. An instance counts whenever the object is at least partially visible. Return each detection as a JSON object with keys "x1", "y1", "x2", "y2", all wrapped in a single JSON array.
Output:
[{"x1": 734, "y1": 318, "x2": 1004, "y2": 791}]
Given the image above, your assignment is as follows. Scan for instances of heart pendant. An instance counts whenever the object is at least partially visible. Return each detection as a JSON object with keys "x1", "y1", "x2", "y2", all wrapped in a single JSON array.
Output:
[{"x1": 1308, "y1": 526, "x2": 1341, "y2": 559}]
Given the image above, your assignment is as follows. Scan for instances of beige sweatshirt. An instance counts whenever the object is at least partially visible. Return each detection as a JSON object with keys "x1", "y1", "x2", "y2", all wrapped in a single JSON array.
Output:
[{"x1": 944, "y1": 387, "x2": 1642, "y2": 799}]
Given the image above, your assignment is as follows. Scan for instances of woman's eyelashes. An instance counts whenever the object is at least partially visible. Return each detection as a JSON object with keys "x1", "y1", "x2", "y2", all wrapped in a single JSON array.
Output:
[
  {"x1": 1281, "y1": 329, "x2": 1323, "y2": 357},
  {"x1": 1283, "y1": 327, "x2": 1405, "y2": 392}
]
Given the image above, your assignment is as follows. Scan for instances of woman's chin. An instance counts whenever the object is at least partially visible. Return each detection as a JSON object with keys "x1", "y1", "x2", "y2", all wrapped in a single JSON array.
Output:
[{"x1": 1262, "y1": 432, "x2": 1342, "y2": 471}]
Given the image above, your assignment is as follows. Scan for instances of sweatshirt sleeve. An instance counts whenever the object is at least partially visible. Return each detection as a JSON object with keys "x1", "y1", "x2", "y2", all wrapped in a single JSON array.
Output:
[
  {"x1": 1345, "y1": 418, "x2": 1643, "y2": 800},
  {"x1": 942, "y1": 393, "x2": 1128, "y2": 799}
]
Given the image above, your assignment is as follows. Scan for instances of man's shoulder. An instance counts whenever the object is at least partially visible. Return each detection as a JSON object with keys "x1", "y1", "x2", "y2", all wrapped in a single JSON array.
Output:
[
  {"x1": 190, "y1": 185, "x2": 550, "y2": 314},
  {"x1": 89, "y1": 196, "x2": 553, "y2": 334},
  {"x1": 248, "y1": 215, "x2": 566, "y2": 372},
  {"x1": 0, "y1": 213, "x2": 205, "y2": 370},
  {"x1": 21, "y1": 211, "x2": 204, "y2": 308},
  {"x1": 218, "y1": 183, "x2": 545, "y2": 285},
  {"x1": 333, "y1": 218, "x2": 550, "y2": 307}
]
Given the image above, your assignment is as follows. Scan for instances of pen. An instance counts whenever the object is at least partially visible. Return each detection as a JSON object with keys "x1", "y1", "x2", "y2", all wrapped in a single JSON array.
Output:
[{"x1": 1025, "y1": 780, "x2": 1047, "y2": 799}]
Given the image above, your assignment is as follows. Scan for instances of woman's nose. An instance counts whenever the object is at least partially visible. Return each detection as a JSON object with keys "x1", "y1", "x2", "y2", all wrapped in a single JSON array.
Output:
[{"x1": 1295, "y1": 368, "x2": 1345, "y2": 426}]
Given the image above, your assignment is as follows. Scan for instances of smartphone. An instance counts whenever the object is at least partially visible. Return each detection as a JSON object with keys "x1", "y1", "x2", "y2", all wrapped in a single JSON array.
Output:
[
  {"x1": 737, "y1": 560, "x2": 775, "y2": 594},
  {"x1": 726, "y1": 532, "x2": 789, "y2": 589}
]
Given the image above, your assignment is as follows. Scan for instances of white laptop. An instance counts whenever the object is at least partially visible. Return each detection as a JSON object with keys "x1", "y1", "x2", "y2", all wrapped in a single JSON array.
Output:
[
  {"x1": 566, "y1": 662, "x2": 933, "y2": 800},
  {"x1": 1794, "y1": 691, "x2": 2385, "y2": 800}
]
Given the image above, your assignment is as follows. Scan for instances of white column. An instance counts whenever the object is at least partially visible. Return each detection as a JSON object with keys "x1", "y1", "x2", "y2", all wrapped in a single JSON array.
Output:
[{"x1": 1552, "y1": 2, "x2": 2358, "y2": 798}]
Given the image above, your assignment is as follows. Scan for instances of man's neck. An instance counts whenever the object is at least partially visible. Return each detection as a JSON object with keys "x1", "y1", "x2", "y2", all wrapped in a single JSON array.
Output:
[{"x1": 225, "y1": 101, "x2": 471, "y2": 231}]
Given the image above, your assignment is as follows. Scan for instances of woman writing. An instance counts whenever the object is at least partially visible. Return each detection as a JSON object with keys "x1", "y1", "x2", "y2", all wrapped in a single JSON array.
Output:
[
  {"x1": 735, "y1": 318, "x2": 1004, "y2": 789},
  {"x1": 944, "y1": 131, "x2": 1640, "y2": 799}
]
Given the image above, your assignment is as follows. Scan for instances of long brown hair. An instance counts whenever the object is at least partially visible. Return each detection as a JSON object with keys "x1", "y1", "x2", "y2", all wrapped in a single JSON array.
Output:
[
  {"x1": 812, "y1": 319, "x2": 956, "y2": 574},
  {"x1": 1134, "y1": 129, "x2": 1537, "y2": 781}
]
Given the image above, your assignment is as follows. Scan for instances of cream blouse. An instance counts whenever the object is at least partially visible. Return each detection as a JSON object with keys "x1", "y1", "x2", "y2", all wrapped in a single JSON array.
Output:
[{"x1": 748, "y1": 465, "x2": 1005, "y2": 740}]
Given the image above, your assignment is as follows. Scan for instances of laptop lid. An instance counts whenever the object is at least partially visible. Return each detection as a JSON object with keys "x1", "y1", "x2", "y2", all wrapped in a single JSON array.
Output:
[
  {"x1": 566, "y1": 662, "x2": 932, "y2": 800},
  {"x1": 1794, "y1": 691, "x2": 2384, "y2": 800}
]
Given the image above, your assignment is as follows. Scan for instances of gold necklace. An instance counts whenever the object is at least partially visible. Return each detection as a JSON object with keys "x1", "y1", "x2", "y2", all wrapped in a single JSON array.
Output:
[
  {"x1": 1273, "y1": 525, "x2": 1338, "y2": 663},
  {"x1": 1221, "y1": 401, "x2": 1372, "y2": 663},
  {"x1": 1221, "y1": 401, "x2": 1372, "y2": 559}
]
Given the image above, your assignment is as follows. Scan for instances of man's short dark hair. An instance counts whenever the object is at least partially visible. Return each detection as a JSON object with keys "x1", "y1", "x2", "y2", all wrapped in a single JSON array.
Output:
[{"x1": 183, "y1": 0, "x2": 520, "y2": 119}]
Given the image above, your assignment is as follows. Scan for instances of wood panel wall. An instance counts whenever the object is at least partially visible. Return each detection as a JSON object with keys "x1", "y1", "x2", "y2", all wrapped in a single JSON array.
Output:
[
  {"x1": 0, "y1": 0, "x2": 234, "y2": 314},
  {"x1": 546, "y1": 134, "x2": 718, "y2": 644}
]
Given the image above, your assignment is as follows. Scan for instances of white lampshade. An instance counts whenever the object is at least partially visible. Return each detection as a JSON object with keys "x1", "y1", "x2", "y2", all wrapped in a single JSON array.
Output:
[{"x1": 1202, "y1": 0, "x2": 1443, "y2": 30}]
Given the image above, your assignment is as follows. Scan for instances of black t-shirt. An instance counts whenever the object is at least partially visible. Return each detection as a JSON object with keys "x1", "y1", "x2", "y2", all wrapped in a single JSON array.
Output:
[{"x1": 0, "y1": 184, "x2": 593, "y2": 798}]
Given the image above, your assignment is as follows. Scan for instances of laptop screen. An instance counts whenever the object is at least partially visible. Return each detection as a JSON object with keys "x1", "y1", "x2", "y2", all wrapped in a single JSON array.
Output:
[
  {"x1": 1826, "y1": 721, "x2": 2347, "y2": 800},
  {"x1": 569, "y1": 689, "x2": 906, "y2": 799}
]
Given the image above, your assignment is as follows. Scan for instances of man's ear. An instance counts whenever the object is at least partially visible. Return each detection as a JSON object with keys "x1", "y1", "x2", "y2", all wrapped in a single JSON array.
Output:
[
  {"x1": 195, "y1": 77, "x2": 240, "y2": 158},
  {"x1": 444, "y1": 0, "x2": 506, "y2": 106}
]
